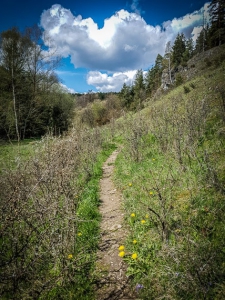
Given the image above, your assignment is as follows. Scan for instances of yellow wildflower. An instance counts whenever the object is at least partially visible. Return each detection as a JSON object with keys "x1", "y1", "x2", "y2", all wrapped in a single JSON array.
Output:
[
  {"x1": 145, "y1": 214, "x2": 149, "y2": 218},
  {"x1": 133, "y1": 239, "x2": 137, "y2": 244},
  {"x1": 118, "y1": 245, "x2": 125, "y2": 251},
  {"x1": 149, "y1": 191, "x2": 154, "y2": 195},
  {"x1": 77, "y1": 232, "x2": 82, "y2": 236},
  {"x1": 130, "y1": 213, "x2": 135, "y2": 217},
  {"x1": 129, "y1": 183, "x2": 132, "y2": 187},
  {"x1": 141, "y1": 220, "x2": 146, "y2": 224},
  {"x1": 118, "y1": 251, "x2": 125, "y2": 257},
  {"x1": 68, "y1": 254, "x2": 73, "y2": 259},
  {"x1": 131, "y1": 253, "x2": 138, "y2": 259}
]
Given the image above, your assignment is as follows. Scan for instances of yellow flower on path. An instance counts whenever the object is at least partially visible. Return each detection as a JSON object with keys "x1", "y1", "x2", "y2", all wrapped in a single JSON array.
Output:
[
  {"x1": 133, "y1": 239, "x2": 137, "y2": 244},
  {"x1": 68, "y1": 254, "x2": 73, "y2": 259},
  {"x1": 131, "y1": 253, "x2": 138, "y2": 259},
  {"x1": 141, "y1": 220, "x2": 146, "y2": 224},
  {"x1": 118, "y1": 245, "x2": 125, "y2": 251},
  {"x1": 131, "y1": 213, "x2": 135, "y2": 217},
  {"x1": 118, "y1": 251, "x2": 125, "y2": 257}
]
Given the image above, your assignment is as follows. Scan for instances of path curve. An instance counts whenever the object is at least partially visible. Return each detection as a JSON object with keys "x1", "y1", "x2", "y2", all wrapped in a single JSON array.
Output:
[{"x1": 95, "y1": 149, "x2": 136, "y2": 300}]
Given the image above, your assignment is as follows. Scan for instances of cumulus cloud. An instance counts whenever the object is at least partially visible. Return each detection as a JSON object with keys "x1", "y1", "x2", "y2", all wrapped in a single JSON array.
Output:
[
  {"x1": 40, "y1": 2, "x2": 210, "y2": 92},
  {"x1": 41, "y1": 6, "x2": 164, "y2": 71},
  {"x1": 87, "y1": 70, "x2": 138, "y2": 92}
]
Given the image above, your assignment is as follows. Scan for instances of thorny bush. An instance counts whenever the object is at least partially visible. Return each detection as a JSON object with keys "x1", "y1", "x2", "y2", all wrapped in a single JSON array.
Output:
[{"x1": 0, "y1": 127, "x2": 103, "y2": 299}]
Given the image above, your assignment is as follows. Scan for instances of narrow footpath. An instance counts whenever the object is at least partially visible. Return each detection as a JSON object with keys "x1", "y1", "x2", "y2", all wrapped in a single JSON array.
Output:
[{"x1": 94, "y1": 149, "x2": 136, "y2": 300}]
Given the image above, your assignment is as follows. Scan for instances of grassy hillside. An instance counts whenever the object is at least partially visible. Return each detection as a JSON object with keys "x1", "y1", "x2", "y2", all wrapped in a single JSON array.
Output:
[{"x1": 112, "y1": 45, "x2": 225, "y2": 299}]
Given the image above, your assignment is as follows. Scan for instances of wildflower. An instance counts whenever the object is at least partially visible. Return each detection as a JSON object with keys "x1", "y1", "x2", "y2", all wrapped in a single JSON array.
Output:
[
  {"x1": 145, "y1": 214, "x2": 149, "y2": 218},
  {"x1": 136, "y1": 283, "x2": 144, "y2": 291},
  {"x1": 68, "y1": 254, "x2": 73, "y2": 259},
  {"x1": 152, "y1": 158, "x2": 155, "y2": 161},
  {"x1": 141, "y1": 219, "x2": 146, "y2": 224},
  {"x1": 149, "y1": 191, "x2": 154, "y2": 195},
  {"x1": 133, "y1": 239, "x2": 137, "y2": 244},
  {"x1": 129, "y1": 183, "x2": 132, "y2": 187},
  {"x1": 77, "y1": 232, "x2": 82, "y2": 236},
  {"x1": 131, "y1": 253, "x2": 138, "y2": 259},
  {"x1": 118, "y1": 251, "x2": 125, "y2": 257},
  {"x1": 118, "y1": 245, "x2": 125, "y2": 251},
  {"x1": 130, "y1": 213, "x2": 135, "y2": 217}
]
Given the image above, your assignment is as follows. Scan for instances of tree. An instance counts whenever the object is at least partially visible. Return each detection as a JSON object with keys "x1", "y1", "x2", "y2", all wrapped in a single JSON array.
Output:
[
  {"x1": 195, "y1": 25, "x2": 210, "y2": 54},
  {"x1": 119, "y1": 83, "x2": 134, "y2": 108},
  {"x1": 0, "y1": 26, "x2": 70, "y2": 140},
  {"x1": 145, "y1": 67, "x2": 155, "y2": 96},
  {"x1": 179, "y1": 37, "x2": 195, "y2": 64},
  {"x1": 0, "y1": 27, "x2": 30, "y2": 141},
  {"x1": 133, "y1": 69, "x2": 145, "y2": 109},
  {"x1": 22, "y1": 25, "x2": 61, "y2": 138},
  {"x1": 144, "y1": 54, "x2": 163, "y2": 96},
  {"x1": 172, "y1": 33, "x2": 186, "y2": 66},
  {"x1": 208, "y1": 0, "x2": 225, "y2": 46}
]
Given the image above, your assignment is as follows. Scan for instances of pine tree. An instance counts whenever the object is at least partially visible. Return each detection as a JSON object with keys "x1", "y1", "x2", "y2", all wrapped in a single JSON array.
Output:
[
  {"x1": 133, "y1": 69, "x2": 145, "y2": 109},
  {"x1": 209, "y1": 0, "x2": 225, "y2": 46},
  {"x1": 172, "y1": 33, "x2": 186, "y2": 66}
]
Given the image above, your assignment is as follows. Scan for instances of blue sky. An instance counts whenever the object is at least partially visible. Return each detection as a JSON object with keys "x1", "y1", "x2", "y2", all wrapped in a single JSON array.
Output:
[{"x1": 0, "y1": 0, "x2": 210, "y2": 93}]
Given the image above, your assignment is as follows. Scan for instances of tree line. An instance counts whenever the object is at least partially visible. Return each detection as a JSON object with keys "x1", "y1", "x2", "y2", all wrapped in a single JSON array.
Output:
[{"x1": 0, "y1": 25, "x2": 75, "y2": 141}]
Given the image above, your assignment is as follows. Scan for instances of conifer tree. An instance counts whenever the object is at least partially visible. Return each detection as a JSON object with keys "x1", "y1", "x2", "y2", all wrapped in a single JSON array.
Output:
[
  {"x1": 172, "y1": 33, "x2": 186, "y2": 66},
  {"x1": 208, "y1": 0, "x2": 225, "y2": 46}
]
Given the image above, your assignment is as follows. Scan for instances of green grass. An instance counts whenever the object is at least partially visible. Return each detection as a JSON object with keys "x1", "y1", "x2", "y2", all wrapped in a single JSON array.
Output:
[{"x1": 0, "y1": 139, "x2": 39, "y2": 172}]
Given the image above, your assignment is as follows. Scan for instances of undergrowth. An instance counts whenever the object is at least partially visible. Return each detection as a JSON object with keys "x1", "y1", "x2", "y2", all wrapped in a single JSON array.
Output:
[{"x1": 0, "y1": 129, "x2": 116, "y2": 299}]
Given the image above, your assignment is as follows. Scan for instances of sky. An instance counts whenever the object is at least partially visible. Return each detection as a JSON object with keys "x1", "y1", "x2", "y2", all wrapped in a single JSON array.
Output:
[{"x1": 0, "y1": 0, "x2": 211, "y2": 93}]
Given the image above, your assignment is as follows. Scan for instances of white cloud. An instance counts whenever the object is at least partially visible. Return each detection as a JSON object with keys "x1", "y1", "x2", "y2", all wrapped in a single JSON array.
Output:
[
  {"x1": 87, "y1": 70, "x2": 143, "y2": 92},
  {"x1": 163, "y1": 2, "x2": 210, "y2": 42},
  {"x1": 60, "y1": 83, "x2": 76, "y2": 93},
  {"x1": 40, "y1": 2, "x2": 210, "y2": 92}
]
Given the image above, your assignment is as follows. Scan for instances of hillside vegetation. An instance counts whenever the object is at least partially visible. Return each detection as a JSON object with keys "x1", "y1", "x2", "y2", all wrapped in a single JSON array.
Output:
[
  {"x1": 0, "y1": 42, "x2": 225, "y2": 300},
  {"x1": 112, "y1": 45, "x2": 225, "y2": 299}
]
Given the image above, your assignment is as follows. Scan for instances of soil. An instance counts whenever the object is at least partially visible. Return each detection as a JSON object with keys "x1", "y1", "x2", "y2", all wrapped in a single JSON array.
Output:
[{"x1": 94, "y1": 149, "x2": 137, "y2": 300}]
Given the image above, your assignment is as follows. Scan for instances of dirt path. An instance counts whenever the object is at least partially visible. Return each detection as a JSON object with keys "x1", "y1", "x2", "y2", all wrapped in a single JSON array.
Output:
[{"x1": 94, "y1": 149, "x2": 136, "y2": 300}]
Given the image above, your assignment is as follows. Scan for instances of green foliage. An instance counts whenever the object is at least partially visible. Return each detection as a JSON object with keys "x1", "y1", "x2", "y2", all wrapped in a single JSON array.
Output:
[
  {"x1": 172, "y1": 33, "x2": 186, "y2": 66},
  {"x1": 183, "y1": 85, "x2": 190, "y2": 93},
  {"x1": 209, "y1": 0, "x2": 225, "y2": 47},
  {"x1": 175, "y1": 73, "x2": 184, "y2": 86}
]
